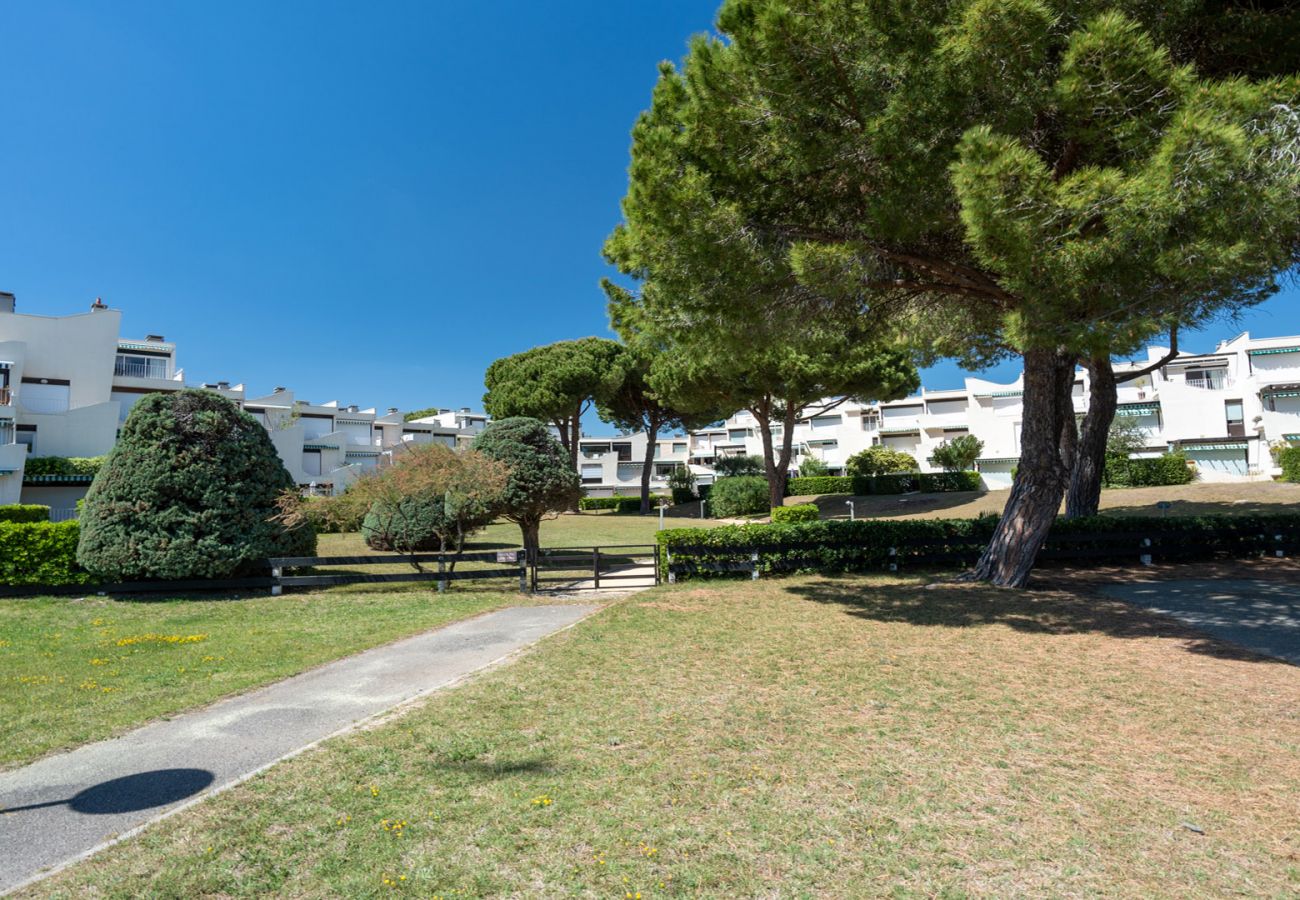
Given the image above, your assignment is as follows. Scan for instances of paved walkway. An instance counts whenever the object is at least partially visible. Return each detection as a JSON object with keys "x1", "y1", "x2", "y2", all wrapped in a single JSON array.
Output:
[
  {"x1": 1098, "y1": 579, "x2": 1300, "y2": 665},
  {"x1": 0, "y1": 604, "x2": 598, "y2": 894}
]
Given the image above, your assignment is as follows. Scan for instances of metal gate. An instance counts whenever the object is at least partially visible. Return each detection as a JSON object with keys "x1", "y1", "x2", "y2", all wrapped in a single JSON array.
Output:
[{"x1": 531, "y1": 544, "x2": 661, "y2": 592}]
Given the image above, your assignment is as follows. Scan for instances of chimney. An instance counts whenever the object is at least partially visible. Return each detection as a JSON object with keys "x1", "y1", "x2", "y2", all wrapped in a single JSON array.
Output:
[
  {"x1": 348, "y1": 404, "x2": 359, "y2": 413},
  {"x1": 460, "y1": 407, "x2": 470, "y2": 414},
  {"x1": 217, "y1": 381, "x2": 230, "y2": 390},
  {"x1": 273, "y1": 386, "x2": 286, "y2": 393},
  {"x1": 0, "y1": 292, "x2": 14, "y2": 314},
  {"x1": 145, "y1": 333, "x2": 165, "y2": 342},
  {"x1": 90, "y1": 296, "x2": 107, "y2": 311},
  {"x1": 388, "y1": 407, "x2": 399, "y2": 415}
]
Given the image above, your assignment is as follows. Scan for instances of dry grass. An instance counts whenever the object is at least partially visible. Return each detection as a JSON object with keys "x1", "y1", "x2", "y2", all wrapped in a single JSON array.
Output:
[
  {"x1": 792, "y1": 479, "x2": 1300, "y2": 521},
  {"x1": 26, "y1": 572, "x2": 1300, "y2": 898}
]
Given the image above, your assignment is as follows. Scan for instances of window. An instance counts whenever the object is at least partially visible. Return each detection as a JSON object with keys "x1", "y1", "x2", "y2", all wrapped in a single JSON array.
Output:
[
  {"x1": 810, "y1": 415, "x2": 842, "y2": 431},
  {"x1": 672, "y1": 442, "x2": 687, "y2": 453},
  {"x1": 1225, "y1": 399, "x2": 1245, "y2": 437},
  {"x1": 654, "y1": 444, "x2": 662, "y2": 458},
  {"x1": 613, "y1": 442, "x2": 632, "y2": 462},
  {"x1": 1186, "y1": 368, "x2": 1229, "y2": 390},
  {"x1": 16, "y1": 424, "x2": 35, "y2": 454},
  {"x1": 302, "y1": 450, "x2": 322, "y2": 476},
  {"x1": 299, "y1": 415, "x2": 333, "y2": 441},
  {"x1": 581, "y1": 463, "x2": 603, "y2": 484},
  {"x1": 728, "y1": 429, "x2": 749, "y2": 443},
  {"x1": 114, "y1": 354, "x2": 169, "y2": 379}
]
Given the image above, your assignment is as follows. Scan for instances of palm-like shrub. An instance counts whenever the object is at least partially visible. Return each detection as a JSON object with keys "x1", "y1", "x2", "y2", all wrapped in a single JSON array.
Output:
[{"x1": 77, "y1": 389, "x2": 314, "y2": 580}]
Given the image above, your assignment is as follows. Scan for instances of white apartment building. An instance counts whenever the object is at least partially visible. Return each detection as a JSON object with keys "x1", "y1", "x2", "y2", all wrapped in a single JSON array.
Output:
[
  {"x1": 577, "y1": 432, "x2": 693, "y2": 497},
  {"x1": 0, "y1": 297, "x2": 477, "y2": 512},
  {"x1": 591, "y1": 330, "x2": 1300, "y2": 496}
]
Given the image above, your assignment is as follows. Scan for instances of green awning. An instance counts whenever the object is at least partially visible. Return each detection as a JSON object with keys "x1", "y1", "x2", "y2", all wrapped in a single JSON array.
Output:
[
  {"x1": 1177, "y1": 442, "x2": 1247, "y2": 451},
  {"x1": 878, "y1": 427, "x2": 920, "y2": 435},
  {"x1": 1247, "y1": 346, "x2": 1300, "y2": 356},
  {"x1": 1115, "y1": 403, "x2": 1160, "y2": 417},
  {"x1": 0, "y1": 468, "x2": 16, "y2": 476},
  {"x1": 976, "y1": 457, "x2": 1019, "y2": 465},
  {"x1": 22, "y1": 474, "x2": 95, "y2": 484},
  {"x1": 345, "y1": 449, "x2": 381, "y2": 457},
  {"x1": 1284, "y1": 434, "x2": 1300, "y2": 442},
  {"x1": 302, "y1": 443, "x2": 337, "y2": 450},
  {"x1": 117, "y1": 341, "x2": 168, "y2": 352},
  {"x1": 990, "y1": 390, "x2": 1022, "y2": 398},
  {"x1": 1264, "y1": 390, "x2": 1300, "y2": 399}
]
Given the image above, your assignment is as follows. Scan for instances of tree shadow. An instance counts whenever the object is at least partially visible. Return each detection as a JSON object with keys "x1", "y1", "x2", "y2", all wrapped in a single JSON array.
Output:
[
  {"x1": 805, "y1": 490, "x2": 1001, "y2": 520},
  {"x1": 783, "y1": 574, "x2": 1291, "y2": 665},
  {"x1": 431, "y1": 755, "x2": 556, "y2": 780},
  {"x1": 1098, "y1": 499, "x2": 1300, "y2": 518},
  {"x1": 2, "y1": 768, "x2": 215, "y2": 815}
]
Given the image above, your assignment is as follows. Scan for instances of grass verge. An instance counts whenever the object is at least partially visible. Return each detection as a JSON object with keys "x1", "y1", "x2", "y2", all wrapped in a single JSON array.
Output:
[
  {"x1": 0, "y1": 590, "x2": 519, "y2": 770},
  {"x1": 26, "y1": 574, "x2": 1300, "y2": 897}
]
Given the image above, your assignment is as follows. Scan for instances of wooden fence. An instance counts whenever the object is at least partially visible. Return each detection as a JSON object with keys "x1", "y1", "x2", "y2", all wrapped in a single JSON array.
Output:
[{"x1": 267, "y1": 549, "x2": 529, "y2": 594}]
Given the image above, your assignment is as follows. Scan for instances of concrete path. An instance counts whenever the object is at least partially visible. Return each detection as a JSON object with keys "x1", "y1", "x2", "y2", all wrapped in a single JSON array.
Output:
[
  {"x1": 0, "y1": 604, "x2": 598, "y2": 894},
  {"x1": 1098, "y1": 579, "x2": 1300, "y2": 665}
]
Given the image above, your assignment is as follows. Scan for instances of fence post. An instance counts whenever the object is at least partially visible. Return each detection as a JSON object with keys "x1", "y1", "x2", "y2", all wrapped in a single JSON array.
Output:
[
  {"x1": 667, "y1": 547, "x2": 676, "y2": 584},
  {"x1": 518, "y1": 550, "x2": 529, "y2": 593},
  {"x1": 1140, "y1": 537, "x2": 1153, "y2": 567},
  {"x1": 888, "y1": 547, "x2": 898, "y2": 572},
  {"x1": 654, "y1": 544, "x2": 662, "y2": 586},
  {"x1": 270, "y1": 565, "x2": 282, "y2": 597},
  {"x1": 437, "y1": 556, "x2": 447, "y2": 594},
  {"x1": 751, "y1": 550, "x2": 760, "y2": 580},
  {"x1": 1276, "y1": 533, "x2": 1285, "y2": 559},
  {"x1": 593, "y1": 547, "x2": 601, "y2": 590}
]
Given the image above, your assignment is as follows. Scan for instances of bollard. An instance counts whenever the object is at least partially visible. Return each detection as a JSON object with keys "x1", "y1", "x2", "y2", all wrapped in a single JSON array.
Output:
[
  {"x1": 888, "y1": 546, "x2": 898, "y2": 572},
  {"x1": 437, "y1": 557, "x2": 447, "y2": 594},
  {"x1": 700, "y1": 499, "x2": 707, "y2": 520},
  {"x1": 751, "y1": 550, "x2": 760, "y2": 580},
  {"x1": 667, "y1": 548, "x2": 675, "y2": 584},
  {"x1": 846, "y1": 500, "x2": 855, "y2": 522},
  {"x1": 271, "y1": 566, "x2": 282, "y2": 597},
  {"x1": 1140, "y1": 537, "x2": 1153, "y2": 567}
]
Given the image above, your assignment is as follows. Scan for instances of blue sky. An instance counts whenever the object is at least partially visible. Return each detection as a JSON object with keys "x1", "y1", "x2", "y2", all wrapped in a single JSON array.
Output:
[{"x1": 2, "y1": 1, "x2": 1297, "y2": 416}]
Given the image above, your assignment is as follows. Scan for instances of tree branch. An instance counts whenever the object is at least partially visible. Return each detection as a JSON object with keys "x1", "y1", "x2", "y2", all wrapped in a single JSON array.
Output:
[{"x1": 1115, "y1": 326, "x2": 1179, "y2": 384}]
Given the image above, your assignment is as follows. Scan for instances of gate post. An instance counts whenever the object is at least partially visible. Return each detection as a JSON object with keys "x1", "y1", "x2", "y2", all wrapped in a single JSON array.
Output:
[
  {"x1": 1140, "y1": 537, "x2": 1153, "y2": 567},
  {"x1": 1276, "y1": 533, "x2": 1286, "y2": 559},
  {"x1": 437, "y1": 556, "x2": 447, "y2": 594},
  {"x1": 750, "y1": 550, "x2": 760, "y2": 581},
  {"x1": 667, "y1": 548, "x2": 675, "y2": 584},
  {"x1": 593, "y1": 547, "x2": 601, "y2": 590},
  {"x1": 271, "y1": 565, "x2": 282, "y2": 597},
  {"x1": 518, "y1": 550, "x2": 529, "y2": 593},
  {"x1": 888, "y1": 547, "x2": 898, "y2": 572}
]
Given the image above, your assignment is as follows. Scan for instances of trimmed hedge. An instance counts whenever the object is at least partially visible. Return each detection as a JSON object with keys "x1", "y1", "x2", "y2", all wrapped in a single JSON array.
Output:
[
  {"x1": 771, "y1": 503, "x2": 819, "y2": 524},
  {"x1": 22, "y1": 455, "x2": 106, "y2": 477},
  {"x1": 671, "y1": 487, "x2": 696, "y2": 505},
  {"x1": 786, "y1": 471, "x2": 983, "y2": 496},
  {"x1": 1277, "y1": 446, "x2": 1300, "y2": 483},
  {"x1": 1103, "y1": 452, "x2": 1195, "y2": 488},
  {"x1": 0, "y1": 521, "x2": 92, "y2": 586},
  {"x1": 658, "y1": 513, "x2": 1300, "y2": 580},
  {"x1": 580, "y1": 496, "x2": 649, "y2": 513},
  {"x1": 708, "y1": 476, "x2": 769, "y2": 517},
  {"x1": 0, "y1": 504, "x2": 51, "y2": 524}
]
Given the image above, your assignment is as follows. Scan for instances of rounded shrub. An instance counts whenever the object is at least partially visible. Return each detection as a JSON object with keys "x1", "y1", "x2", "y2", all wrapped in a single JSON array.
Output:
[
  {"x1": 77, "y1": 389, "x2": 315, "y2": 581},
  {"x1": 473, "y1": 417, "x2": 581, "y2": 556},
  {"x1": 846, "y1": 446, "x2": 918, "y2": 477},
  {"x1": 1276, "y1": 445, "x2": 1300, "y2": 483},
  {"x1": 771, "y1": 503, "x2": 819, "y2": 524},
  {"x1": 707, "y1": 476, "x2": 770, "y2": 517},
  {"x1": 362, "y1": 495, "x2": 448, "y2": 551}
]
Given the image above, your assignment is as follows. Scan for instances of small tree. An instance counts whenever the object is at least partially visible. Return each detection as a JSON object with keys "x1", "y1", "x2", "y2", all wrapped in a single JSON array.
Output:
[
  {"x1": 846, "y1": 447, "x2": 918, "y2": 478},
  {"x1": 797, "y1": 456, "x2": 831, "y2": 477},
  {"x1": 667, "y1": 466, "x2": 696, "y2": 505},
  {"x1": 78, "y1": 389, "x2": 314, "y2": 581},
  {"x1": 931, "y1": 435, "x2": 984, "y2": 472},
  {"x1": 278, "y1": 443, "x2": 506, "y2": 577},
  {"x1": 713, "y1": 454, "x2": 765, "y2": 477},
  {"x1": 473, "y1": 417, "x2": 581, "y2": 560}
]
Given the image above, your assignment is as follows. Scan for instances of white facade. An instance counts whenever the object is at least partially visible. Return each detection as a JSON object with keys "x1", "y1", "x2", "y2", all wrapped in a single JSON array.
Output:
[
  {"x1": 0, "y1": 297, "x2": 482, "y2": 511},
  {"x1": 577, "y1": 432, "x2": 692, "y2": 497},
  {"x1": 635, "y1": 331, "x2": 1300, "y2": 493}
]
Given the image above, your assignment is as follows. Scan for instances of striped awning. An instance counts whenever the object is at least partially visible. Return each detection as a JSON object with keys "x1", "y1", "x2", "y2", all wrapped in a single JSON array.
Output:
[
  {"x1": 1248, "y1": 346, "x2": 1300, "y2": 356},
  {"x1": 990, "y1": 390, "x2": 1022, "y2": 398},
  {"x1": 117, "y1": 342, "x2": 169, "y2": 352},
  {"x1": 0, "y1": 361, "x2": 12, "y2": 369},
  {"x1": 1265, "y1": 390, "x2": 1300, "y2": 399},
  {"x1": 302, "y1": 443, "x2": 338, "y2": 451},
  {"x1": 878, "y1": 427, "x2": 920, "y2": 435},
  {"x1": 1177, "y1": 441, "x2": 1247, "y2": 451},
  {"x1": 344, "y1": 449, "x2": 381, "y2": 457},
  {"x1": 335, "y1": 419, "x2": 373, "y2": 426},
  {"x1": 1115, "y1": 403, "x2": 1160, "y2": 417},
  {"x1": 22, "y1": 473, "x2": 95, "y2": 484},
  {"x1": 976, "y1": 457, "x2": 1019, "y2": 465},
  {"x1": 1284, "y1": 434, "x2": 1300, "y2": 442}
]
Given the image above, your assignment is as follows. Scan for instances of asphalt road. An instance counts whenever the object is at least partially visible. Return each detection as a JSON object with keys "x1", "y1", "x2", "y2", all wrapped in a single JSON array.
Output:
[
  {"x1": 1098, "y1": 578, "x2": 1300, "y2": 665},
  {"x1": 0, "y1": 603, "x2": 598, "y2": 894}
]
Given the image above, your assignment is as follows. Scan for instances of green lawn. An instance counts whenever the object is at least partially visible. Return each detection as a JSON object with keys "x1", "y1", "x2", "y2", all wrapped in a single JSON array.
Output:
[
  {"x1": 28, "y1": 574, "x2": 1300, "y2": 897},
  {"x1": 0, "y1": 590, "x2": 519, "y2": 770}
]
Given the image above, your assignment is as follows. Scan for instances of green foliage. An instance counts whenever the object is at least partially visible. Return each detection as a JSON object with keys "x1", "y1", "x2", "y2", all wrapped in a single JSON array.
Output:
[
  {"x1": 659, "y1": 514, "x2": 1300, "y2": 580},
  {"x1": 667, "y1": 466, "x2": 697, "y2": 505},
  {"x1": 707, "y1": 476, "x2": 770, "y2": 517},
  {"x1": 1103, "y1": 452, "x2": 1196, "y2": 488},
  {"x1": 770, "y1": 503, "x2": 818, "y2": 524},
  {"x1": 361, "y1": 490, "x2": 496, "y2": 553},
  {"x1": 1280, "y1": 446, "x2": 1300, "y2": 483},
  {"x1": 846, "y1": 447, "x2": 919, "y2": 477},
  {"x1": 300, "y1": 495, "x2": 364, "y2": 534},
  {"x1": 0, "y1": 521, "x2": 91, "y2": 586},
  {"x1": 77, "y1": 389, "x2": 315, "y2": 581},
  {"x1": 787, "y1": 472, "x2": 982, "y2": 496},
  {"x1": 22, "y1": 456, "x2": 106, "y2": 477},
  {"x1": 402, "y1": 407, "x2": 441, "y2": 422},
  {"x1": 473, "y1": 417, "x2": 581, "y2": 551},
  {"x1": 579, "y1": 496, "x2": 648, "y2": 513},
  {"x1": 1107, "y1": 417, "x2": 1149, "y2": 457},
  {"x1": 796, "y1": 456, "x2": 830, "y2": 477},
  {"x1": 483, "y1": 339, "x2": 623, "y2": 445},
  {"x1": 713, "y1": 454, "x2": 764, "y2": 477},
  {"x1": 0, "y1": 504, "x2": 50, "y2": 524},
  {"x1": 930, "y1": 435, "x2": 984, "y2": 472}
]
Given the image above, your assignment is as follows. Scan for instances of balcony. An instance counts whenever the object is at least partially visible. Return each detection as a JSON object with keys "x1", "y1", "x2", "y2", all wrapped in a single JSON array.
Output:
[
  {"x1": 1181, "y1": 370, "x2": 1232, "y2": 390},
  {"x1": 114, "y1": 355, "x2": 171, "y2": 380},
  {"x1": 0, "y1": 386, "x2": 10, "y2": 407},
  {"x1": 19, "y1": 395, "x2": 69, "y2": 415}
]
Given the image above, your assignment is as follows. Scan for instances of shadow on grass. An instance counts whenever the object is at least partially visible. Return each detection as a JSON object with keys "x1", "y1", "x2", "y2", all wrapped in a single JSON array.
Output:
[
  {"x1": 1099, "y1": 499, "x2": 1300, "y2": 518},
  {"x1": 432, "y1": 755, "x2": 556, "y2": 780},
  {"x1": 784, "y1": 574, "x2": 1289, "y2": 665},
  {"x1": 805, "y1": 491, "x2": 995, "y2": 520}
]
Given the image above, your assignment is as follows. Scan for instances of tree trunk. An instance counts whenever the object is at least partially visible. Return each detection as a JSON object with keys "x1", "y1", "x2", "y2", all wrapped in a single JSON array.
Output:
[
  {"x1": 964, "y1": 348, "x2": 1077, "y2": 587},
  {"x1": 773, "y1": 403, "x2": 799, "y2": 509},
  {"x1": 519, "y1": 518, "x2": 541, "y2": 564},
  {"x1": 568, "y1": 410, "x2": 583, "y2": 512},
  {"x1": 1065, "y1": 356, "x2": 1116, "y2": 519},
  {"x1": 638, "y1": 416, "x2": 660, "y2": 514},
  {"x1": 752, "y1": 399, "x2": 785, "y2": 511}
]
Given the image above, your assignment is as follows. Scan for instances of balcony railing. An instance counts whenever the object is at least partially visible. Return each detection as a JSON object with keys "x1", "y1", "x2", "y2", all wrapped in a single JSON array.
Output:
[
  {"x1": 114, "y1": 356, "x2": 171, "y2": 380},
  {"x1": 1183, "y1": 371, "x2": 1231, "y2": 390}
]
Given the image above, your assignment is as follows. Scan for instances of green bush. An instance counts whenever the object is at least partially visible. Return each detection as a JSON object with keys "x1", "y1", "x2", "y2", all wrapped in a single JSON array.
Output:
[
  {"x1": 0, "y1": 504, "x2": 50, "y2": 523},
  {"x1": 1281, "y1": 446, "x2": 1300, "y2": 483},
  {"x1": 1103, "y1": 452, "x2": 1195, "y2": 488},
  {"x1": 659, "y1": 513, "x2": 1300, "y2": 580},
  {"x1": 713, "y1": 454, "x2": 764, "y2": 477},
  {"x1": 579, "y1": 496, "x2": 646, "y2": 513},
  {"x1": 929, "y1": 434, "x2": 983, "y2": 472},
  {"x1": 846, "y1": 446, "x2": 917, "y2": 477},
  {"x1": 797, "y1": 456, "x2": 831, "y2": 477},
  {"x1": 671, "y1": 487, "x2": 696, "y2": 505},
  {"x1": 771, "y1": 503, "x2": 819, "y2": 524},
  {"x1": 707, "y1": 476, "x2": 769, "y2": 517},
  {"x1": 0, "y1": 521, "x2": 92, "y2": 586},
  {"x1": 473, "y1": 417, "x2": 581, "y2": 556},
  {"x1": 22, "y1": 456, "x2": 106, "y2": 477},
  {"x1": 786, "y1": 471, "x2": 982, "y2": 496},
  {"x1": 77, "y1": 389, "x2": 316, "y2": 581},
  {"x1": 300, "y1": 495, "x2": 365, "y2": 534},
  {"x1": 362, "y1": 494, "x2": 449, "y2": 551},
  {"x1": 787, "y1": 475, "x2": 856, "y2": 495}
]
